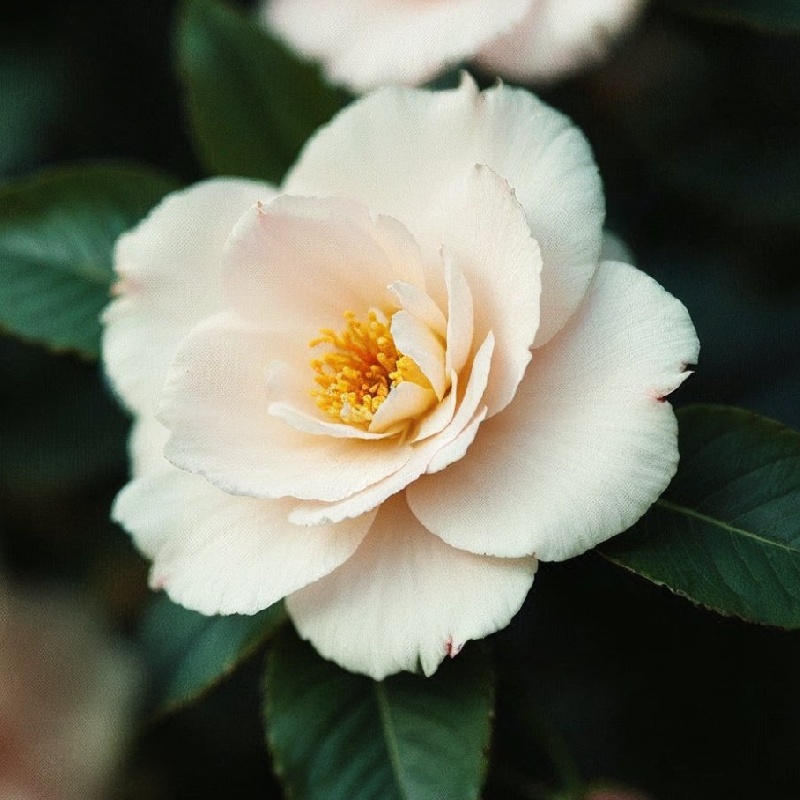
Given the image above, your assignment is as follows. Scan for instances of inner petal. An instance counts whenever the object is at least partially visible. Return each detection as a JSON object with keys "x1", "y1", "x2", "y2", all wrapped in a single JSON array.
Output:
[{"x1": 310, "y1": 309, "x2": 437, "y2": 432}]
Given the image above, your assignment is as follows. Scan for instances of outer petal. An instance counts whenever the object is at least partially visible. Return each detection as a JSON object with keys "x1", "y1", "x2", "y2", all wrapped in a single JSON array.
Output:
[
  {"x1": 477, "y1": 0, "x2": 646, "y2": 83},
  {"x1": 287, "y1": 493, "x2": 537, "y2": 679},
  {"x1": 159, "y1": 312, "x2": 414, "y2": 501},
  {"x1": 407, "y1": 261, "x2": 700, "y2": 561},
  {"x1": 264, "y1": 0, "x2": 532, "y2": 91},
  {"x1": 128, "y1": 417, "x2": 170, "y2": 480},
  {"x1": 113, "y1": 469, "x2": 374, "y2": 615},
  {"x1": 285, "y1": 77, "x2": 604, "y2": 346},
  {"x1": 222, "y1": 196, "x2": 425, "y2": 335},
  {"x1": 102, "y1": 179, "x2": 275, "y2": 416}
]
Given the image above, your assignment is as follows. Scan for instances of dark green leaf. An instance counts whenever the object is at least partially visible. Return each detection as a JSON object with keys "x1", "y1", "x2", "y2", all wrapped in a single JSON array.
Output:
[
  {"x1": 264, "y1": 631, "x2": 495, "y2": 800},
  {"x1": 0, "y1": 163, "x2": 179, "y2": 358},
  {"x1": 661, "y1": 0, "x2": 800, "y2": 33},
  {"x1": 603, "y1": 405, "x2": 800, "y2": 627},
  {"x1": 0, "y1": 338, "x2": 129, "y2": 494},
  {"x1": 178, "y1": 0, "x2": 346, "y2": 182},
  {"x1": 0, "y1": 45, "x2": 72, "y2": 174},
  {"x1": 140, "y1": 593, "x2": 287, "y2": 713},
  {"x1": 660, "y1": 138, "x2": 800, "y2": 229}
]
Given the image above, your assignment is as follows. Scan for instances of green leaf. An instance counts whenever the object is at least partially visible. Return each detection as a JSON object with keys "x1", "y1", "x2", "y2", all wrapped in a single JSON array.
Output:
[
  {"x1": 603, "y1": 405, "x2": 800, "y2": 628},
  {"x1": 661, "y1": 0, "x2": 800, "y2": 33},
  {"x1": 140, "y1": 593, "x2": 287, "y2": 713},
  {"x1": 178, "y1": 0, "x2": 347, "y2": 182},
  {"x1": 0, "y1": 163, "x2": 179, "y2": 358},
  {"x1": 264, "y1": 631, "x2": 495, "y2": 800},
  {"x1": 0, "y1": 45, "x2": 72, "y2": 173},
  {"x1": 659, "y1": 138, "x2": 800, "y2": 230}
]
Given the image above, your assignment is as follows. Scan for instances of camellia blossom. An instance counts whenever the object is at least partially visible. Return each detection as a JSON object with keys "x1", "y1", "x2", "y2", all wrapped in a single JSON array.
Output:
[
  {"x1": 103, "y1": 76, "x2": 698, "y2": 680},
  {"x1": 262, "y1": 0, "x2": 646, "y2": 91}
]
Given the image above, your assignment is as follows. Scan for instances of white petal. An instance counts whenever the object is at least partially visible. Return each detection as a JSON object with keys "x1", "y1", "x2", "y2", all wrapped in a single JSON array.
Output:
[
  {"x1": 477, "y1": 0, "x2": 646, "y2": 83},
  {"x1": 407, "y1": 261, "x2": 700, "y2": 561},
  {"x1": 159, "y1": 312, "x2": 414, "y2": 501},
  {"x1": 391, "y1": 310, "x2": 447, "y2": 400},
  {"x1": 102, "y1": 179, "x2": 275, "y2": 415},
  {"x1": 368, "y1": 381, "x2": 436, "y2": 435},
  {"x1": 443, "y1": 251, "x2": 473, "y2": 378},
  {"x1": 286, "y1": 77, "x2": 603, "y2": 346},
  {"x1": 432, "y1": 166, "x2": 540, "y2": 414},
  {"x1": 222, "y1": 195, "x2": 424, "y2": 334},
  {"x1": 113, "y1": 469, "x2": 374, "y2": 615},
  {"x1": 388, "y1": 281, "x2": 446, "y2": 339},
  {"x1": 264, "y1": 0, "x2": 532, "y2": 91},
  {"x1": 287, "y1": 493, "x2": 537, "y2": 679},
  {"x1": 426, "y1": 407, "x2": 487, "y2": 476},
  {"x1": 414, "y1": 370, "x2": 459, "y2": 443},
  {"x1": 269, "y1": 402, "x2": 397, "y2": 440},
  {"x1": 289, "y1": 332, "x2": 494, "y2": 525},
  {"x1": 128, "y1": 417, "x2": 170, "y2": 479}
]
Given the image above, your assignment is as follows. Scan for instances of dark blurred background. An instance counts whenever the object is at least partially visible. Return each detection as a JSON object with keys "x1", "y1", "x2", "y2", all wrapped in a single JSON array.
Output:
[{"x1": 1, "y1": 2, "x2": 799, "y2": 798}]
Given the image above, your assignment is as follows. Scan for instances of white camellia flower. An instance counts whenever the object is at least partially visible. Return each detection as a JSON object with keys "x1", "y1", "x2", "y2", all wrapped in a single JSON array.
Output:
[
  {"x1": 103, "y1": 77, "x2": 698, "y2": 680},
  {"x1": 262, "y1": 0, "x2": 646, "y2": 91}
]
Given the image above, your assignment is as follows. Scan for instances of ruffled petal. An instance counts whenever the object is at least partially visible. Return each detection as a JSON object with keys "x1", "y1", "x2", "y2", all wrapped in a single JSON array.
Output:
[
  {"x1": 390, "y1": 310, "x2": 447, "y2": 400},
  {"x1": 285, "y1": 77, "x2": 604, "y2": 346},
  {"x1": 159, "y1": 312, "x2": 414, "y2": 501},
  {"x1": 388, "y1": 281, "x2": 446, "y2": 339},
  {"x1": 113, "y1": 469, "x2": 374, "y2": 615},
  {"x1": 443, "y1": 251, "x2": 473, "y2": 378},
  {"x1": 269, "y1": 401, "x2": 397, "y2": 440},
  {"x1": 287, "y1": 492, "x2": 537, "y2": 679},
  {"x1": 477, "y1": 0, "x2": 646, "y2": 83},
  {"x1": 407, "y1": 261, "x2": 699, "y2": 561},
  {"x1": 102, "y1": 179, "x2": 275, "y2": 415},
  {"x1": 128, "y1": 417, "x2": 170, "y2": 480},
  {"x1": 414, "y1": 370, "x2": 459, "y2": 443},
  {"x1": 432, "y1": 165, "x2": 540, "y2": 414},
  {"x1": 222, "y1": 195, "x2": 425, "y2": 335},
  {"x1": 289, "y1": 332, "x2": 494, "y2": 525},
  {"x1": 368, "y1": 381, "x2": 436, "y2": 435},
  {"x1": 264, "y1": 0, "x2": 532, "y2": 91}
]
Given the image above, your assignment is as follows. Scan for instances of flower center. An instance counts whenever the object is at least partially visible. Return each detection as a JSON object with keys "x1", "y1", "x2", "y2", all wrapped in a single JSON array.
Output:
[{"x1": 310, "y1": 310, "x2": 430, "y2": 428}]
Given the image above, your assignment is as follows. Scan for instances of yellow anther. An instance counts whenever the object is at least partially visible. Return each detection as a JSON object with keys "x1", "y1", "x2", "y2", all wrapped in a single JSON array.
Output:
[{"x1": 310, "y1": 310, "x2": 431, "y2": 428}]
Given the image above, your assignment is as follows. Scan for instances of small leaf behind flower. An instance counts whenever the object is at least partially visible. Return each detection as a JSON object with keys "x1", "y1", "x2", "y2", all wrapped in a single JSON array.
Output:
[
  {"x1": 140, "y1": 592, "x2": 287, "y2": 714},
  {"x1": 0, "y1": 163, "x2": 179, "y2": 358},
  {"x1": 264, "y1": 630, "x2": 494, "y2": 800},
  {"x1": 603, "y1": 405, "x2": 800, "y2": 628},
  {"x1": 178, "y1": 0, "x2": 347, "y2": 183}
]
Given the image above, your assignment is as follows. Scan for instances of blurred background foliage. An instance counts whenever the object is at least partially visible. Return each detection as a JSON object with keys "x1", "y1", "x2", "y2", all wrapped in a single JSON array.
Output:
[{"x1": 1, "y1": 1, "x2": 799, "y2": 798}]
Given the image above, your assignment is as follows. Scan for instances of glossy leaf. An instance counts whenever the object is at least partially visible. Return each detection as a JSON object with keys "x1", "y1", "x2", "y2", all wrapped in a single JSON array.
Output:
[
  {"x1": 140, "y1": 593, "x2": 287, "y2": 713},
  {"x1": 603, "y1": 405, "x2": 800, "y2": 627},
  {"x1": 264, "y1": 631, "x2": 495, "y2": 800},
  {"x1": 0, "y1": 163, "x2": 178, "y2": 358},
  {"x1": 177, "y1": 0, "x2": 346, "y2": 182},
  {"x1": 661, "y1": 0, "x2": 800, "y2": 32}
]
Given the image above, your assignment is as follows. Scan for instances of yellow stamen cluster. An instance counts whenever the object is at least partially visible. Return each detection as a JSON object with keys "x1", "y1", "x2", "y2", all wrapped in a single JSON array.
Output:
[{"x1": 310, "y1": 310, "x2": 430, "y2": 428}]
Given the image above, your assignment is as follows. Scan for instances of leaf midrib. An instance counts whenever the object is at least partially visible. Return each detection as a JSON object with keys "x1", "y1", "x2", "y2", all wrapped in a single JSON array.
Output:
[
  {"x1": 656, "y1": 497, "x2": 800, "y2": 554},
  {"x1": 374, "y1": 681, "x2": 410, "y2": 800}
]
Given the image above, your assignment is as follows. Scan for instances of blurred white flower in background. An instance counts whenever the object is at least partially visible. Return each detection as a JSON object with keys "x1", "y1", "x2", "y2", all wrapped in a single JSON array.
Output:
[
  {"x1": 103, "y1": 77, "x2": 697, "y2": 680},
  {"x1": 0, "y1": 581, "x2": 140, "y2": 800},
  {"x1": 262, "y1": 0, "x2": 647, "y2": 91}
]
